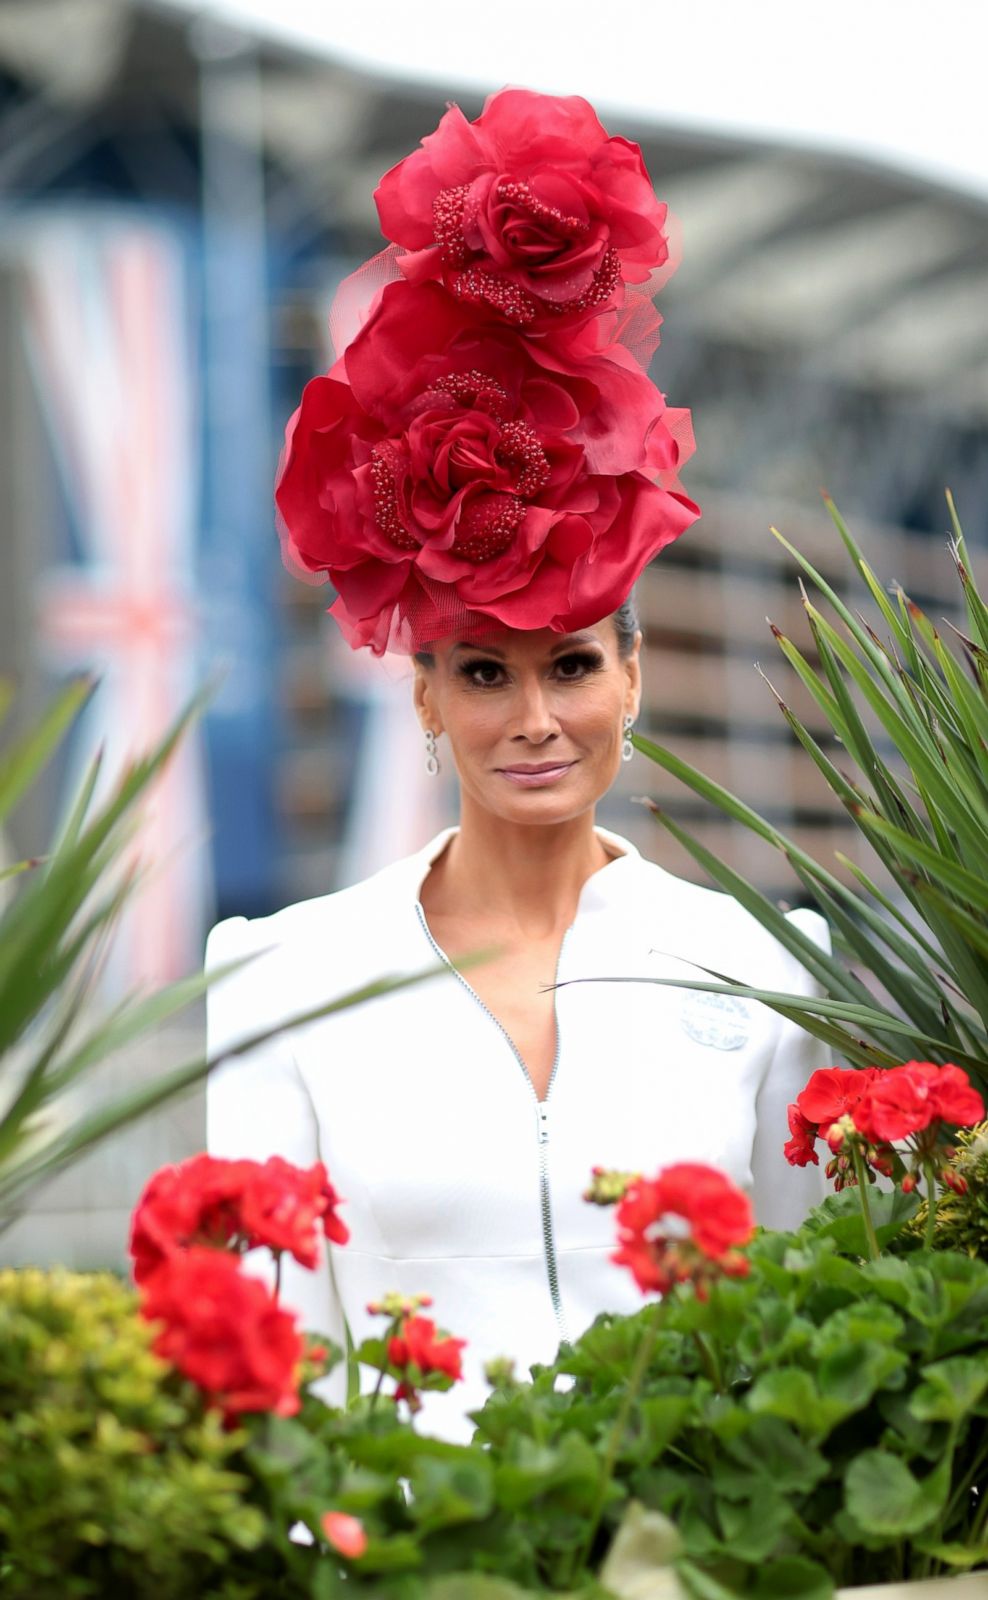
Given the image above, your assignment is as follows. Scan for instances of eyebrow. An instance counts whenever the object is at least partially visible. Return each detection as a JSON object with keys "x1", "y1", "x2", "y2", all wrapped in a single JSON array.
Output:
[{"x1": 450, "y1": 633, "x2": 599, "y2": 660}]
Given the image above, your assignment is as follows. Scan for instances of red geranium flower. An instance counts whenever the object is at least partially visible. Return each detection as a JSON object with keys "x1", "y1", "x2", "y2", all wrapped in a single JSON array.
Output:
[
  {"x1": 374, "y1": 88, "x2": 670, "y2": 332},
  {"x1": 795, "y1": 1067, "x2": 879, "y2": 1133},
  {"x1": 129, "y1": 1153, "x2": 349, "y2": 1284},
  {"x1": 611, "y1": 1162, "x2": 754, "y2": 1298},
  {"x1": 240, "y1": 1156, "x2": 350, "y2": 1269},
  {"x1": 783, "y1": 1104, "x2": 819, "y2": 1168},
  {"x1": 853, "y1": 1061, "x2": 984, "y2": 1145},
  {"x1": 388, "y1": 1314, "x2": 466, "y2": 1382},
  {"x1": 140, "y1": 1248, "x2": 302, "y2": 1420},
  {"x1": 129, "y1": 1153, "x2": 255, "y2": 1286},
  {"x1": 276, "y1": 277, "x2": 696, "y2": 655}
]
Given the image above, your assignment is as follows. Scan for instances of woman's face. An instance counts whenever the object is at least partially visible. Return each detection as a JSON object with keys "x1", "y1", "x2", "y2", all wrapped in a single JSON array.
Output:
[{"x1": 413, "y1": 618, "x2": 642, "y2": 826}]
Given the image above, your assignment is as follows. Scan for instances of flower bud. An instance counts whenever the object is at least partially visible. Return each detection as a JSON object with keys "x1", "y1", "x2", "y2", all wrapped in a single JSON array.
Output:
[
  {"x1": 483, "y1": 1355, "x2": 518, "y2": 1388},
  {"x1": 901, "y1": 1172, "x2": 917, "y2": 1194},
  {"x1": 583, "y1": 1166, "x2": 641, "y2": 1206},
  {"x1": 321, "y1": 1511, "x2": 367, "y2": 1560},
  {"x1": 367, "y1": 1289, "x2": 433, "y2": 1319}
]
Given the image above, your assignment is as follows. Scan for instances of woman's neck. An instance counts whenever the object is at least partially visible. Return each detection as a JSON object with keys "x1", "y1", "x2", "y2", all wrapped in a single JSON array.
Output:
[{"x1": 421, "y1": 800, "x2": 617, "y2": 938}]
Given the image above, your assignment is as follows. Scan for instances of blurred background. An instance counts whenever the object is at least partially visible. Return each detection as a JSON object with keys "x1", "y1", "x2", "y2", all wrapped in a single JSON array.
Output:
[{"x1": 2, "y1": 0, "x2": 986, "y2": 1266}]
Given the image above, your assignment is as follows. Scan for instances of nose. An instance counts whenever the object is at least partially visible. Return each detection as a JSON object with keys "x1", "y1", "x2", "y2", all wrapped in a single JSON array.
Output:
[{"x1": 508, "y1": 675, "x2": 560, "y2": 746}]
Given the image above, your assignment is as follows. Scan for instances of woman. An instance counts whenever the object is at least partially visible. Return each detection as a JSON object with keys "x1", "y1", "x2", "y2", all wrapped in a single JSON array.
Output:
[{"x1": 206, "y1": 88, "x2": 828, "y2": 1441}]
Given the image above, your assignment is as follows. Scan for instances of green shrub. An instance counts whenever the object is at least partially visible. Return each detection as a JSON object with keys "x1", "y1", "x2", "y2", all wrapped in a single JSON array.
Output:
[
  {"x1": 910, "y1": 1121, "x2": 988, "y2": 1259},
  {"x1": 0, "y1": 1267, "x2": 265, "y2": 1599}
]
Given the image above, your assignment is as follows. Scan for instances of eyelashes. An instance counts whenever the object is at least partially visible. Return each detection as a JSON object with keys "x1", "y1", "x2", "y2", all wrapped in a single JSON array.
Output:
[{"x1": 456, "y1": 649, "x2": 606, "y2": 688}]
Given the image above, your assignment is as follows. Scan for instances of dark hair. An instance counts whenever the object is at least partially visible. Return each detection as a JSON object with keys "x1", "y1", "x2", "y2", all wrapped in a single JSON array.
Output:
[{"x1": 414, "y1": 593, "x2": 640, "y2": 668}]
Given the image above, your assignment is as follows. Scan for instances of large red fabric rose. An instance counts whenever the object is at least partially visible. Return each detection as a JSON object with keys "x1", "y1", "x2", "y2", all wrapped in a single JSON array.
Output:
[
  {"x1": 141, "y1": 1247, "x2": 302, "y2": 1419},
  {"x1": 374, "y1": 88, "x2": 670, "y2": 333},
  {"x1": 129, "y1": 1153, "x2": 255, "y2": 1286},
  {"x1": 276, "y1": 278, "x2": 697, "y2": 655},
  {"x1": 853, "y1": 1061, "x2": 984, "y2": 1145},
  {"x1": 612, "y1": 1162, "x2": 754, "y2": 1297}
]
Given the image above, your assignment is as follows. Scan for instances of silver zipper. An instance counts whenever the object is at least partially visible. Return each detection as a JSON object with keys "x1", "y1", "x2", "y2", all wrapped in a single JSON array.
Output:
[{"x1": 415, "y1": 902, "x2": 571, "y2": 1345}]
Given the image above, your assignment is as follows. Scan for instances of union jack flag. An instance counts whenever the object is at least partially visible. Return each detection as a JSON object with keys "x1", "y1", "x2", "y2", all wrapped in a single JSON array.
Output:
[{"x1": 24, "y1": 215, "x2": 210, "y2": 990}]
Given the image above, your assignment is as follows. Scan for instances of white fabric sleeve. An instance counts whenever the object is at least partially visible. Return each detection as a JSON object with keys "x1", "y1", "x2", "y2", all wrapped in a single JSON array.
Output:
[
  {"x1": 750, "y1": 907, "x2": 832, "y2": 1231},
  {"x1": 205, "y1": 917, "x2": 347, "y2": 1387}
]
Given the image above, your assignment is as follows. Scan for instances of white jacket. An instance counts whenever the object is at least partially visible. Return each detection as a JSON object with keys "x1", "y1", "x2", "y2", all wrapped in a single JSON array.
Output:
[{"x1": 206, "y1": 827, "x2": 828, "y2": 1441}]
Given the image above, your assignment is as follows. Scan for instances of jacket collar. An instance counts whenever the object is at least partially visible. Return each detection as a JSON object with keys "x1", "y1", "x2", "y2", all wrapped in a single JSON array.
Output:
[{"x1": 405, "y1": 825, "x2": 642, "y2": 913}]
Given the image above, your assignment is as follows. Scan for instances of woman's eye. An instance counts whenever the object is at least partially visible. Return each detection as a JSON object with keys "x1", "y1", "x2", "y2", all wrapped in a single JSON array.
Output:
[
  {"x1": 464, "y1": 660, "x2": 504, "y2": 686},
  {"x1": 555, "y1": 652, "x2": 602, "y2": 679}
]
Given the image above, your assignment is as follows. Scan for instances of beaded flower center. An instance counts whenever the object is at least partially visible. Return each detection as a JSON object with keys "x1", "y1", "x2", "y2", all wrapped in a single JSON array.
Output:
[
  {"x1": 432, "y1": 179, "x2": 620, "y2": 325},
  {"x1": 370, "y1": 370, "x2": 551, "y2": 564}
]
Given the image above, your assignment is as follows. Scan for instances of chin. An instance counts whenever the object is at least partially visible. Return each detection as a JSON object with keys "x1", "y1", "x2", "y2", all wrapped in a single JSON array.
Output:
[{"x1": 479, "y1": 778, "x2": 608, "y2": 826}]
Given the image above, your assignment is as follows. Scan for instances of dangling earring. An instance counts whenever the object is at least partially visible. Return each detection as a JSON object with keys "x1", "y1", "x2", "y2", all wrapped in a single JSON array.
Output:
[
  {"x1": 424, "y1": 728, "x2": 440, "y2": 777},
  {"x1": 622, "y1": 713, "x2": 635, "y2": 762}
]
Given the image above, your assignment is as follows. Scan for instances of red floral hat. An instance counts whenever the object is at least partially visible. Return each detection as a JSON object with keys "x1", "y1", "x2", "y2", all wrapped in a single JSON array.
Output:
[{"x1": 275, "y1": 88, "x2": 699, "y2": 655}]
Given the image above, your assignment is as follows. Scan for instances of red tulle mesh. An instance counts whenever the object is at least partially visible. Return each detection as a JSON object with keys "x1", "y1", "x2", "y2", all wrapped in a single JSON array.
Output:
[{"x1": 328, "y1": 245, "x2": 405, "y2": 364}]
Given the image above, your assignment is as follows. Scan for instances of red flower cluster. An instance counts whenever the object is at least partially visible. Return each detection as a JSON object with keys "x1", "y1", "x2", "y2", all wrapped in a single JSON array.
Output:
[
  {"x1": 130, "y1": 1151, "x2": 349, "y2": 1423},
  {"x1": 129, "y1": 1152, "x2": 349, "y2": 1285},
  {"x1": 275, "y1": 88, "x2": 697, "y2": 657},
  {"x1": 855, "y1": 1062, "x2": 983, "y2": 1145},
  {"x1": 785, "y1": 1062, "x2": 985, "y2": 1194},
  {"x1": 386, "y1": 1313, "x2": 466, "y2": 1412},
  {"x1": 611, "y1": 1162, "x2": 754, "y2": 1299},
  {"x1": 142, "y1": 1248, "x2": 303, "y2": 1420}
]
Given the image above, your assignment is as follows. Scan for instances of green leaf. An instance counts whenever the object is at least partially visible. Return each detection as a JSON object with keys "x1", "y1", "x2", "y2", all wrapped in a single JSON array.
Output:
[
  {"x1": 405, "y1": 1454, "x2": 494, "y2": 1534},
  {"x1": 911, "y1": 1537, "x2": 988, "y2": 1569},
  {"x1": 493, "y1": 1433, "x2": 601, "y2": 1512},
  {"x1": 844, "y1": 1448, "x2": 947, "y2": 1536},
  {"x1": 853, "y1": 806, "x2": 988, "y2": 914},
  {"x1": 0, "y1": 677, "x2": 93, "y2": 823},
  {"x1": 423, "y1": 1580, "x2": 547, "y2": 1600},
  {"x1": 751, "y1": 1556, "x2": 833, "y2": 1600},
  {"x1": 621, "y1": 1395, "x2": 692, "y2": 1466},
  {"x1": 909, "y1": 1355, "x2": 988, "y2": 1422},
  {"x1": 720, "y1": 1417, "x2": 828, "y2": 1495},
  {"x1": 799, "y1": 1185, "x2": 921, "y2": 1257},
  {"x1": 746, "y1": 1368, "x2": 853, "y2": 1440}
]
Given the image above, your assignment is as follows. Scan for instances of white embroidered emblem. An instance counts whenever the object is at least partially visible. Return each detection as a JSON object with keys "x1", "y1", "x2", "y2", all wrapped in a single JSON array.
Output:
[{"x1": 679, "y1": 992, "x2": 751, "y2": 1051}]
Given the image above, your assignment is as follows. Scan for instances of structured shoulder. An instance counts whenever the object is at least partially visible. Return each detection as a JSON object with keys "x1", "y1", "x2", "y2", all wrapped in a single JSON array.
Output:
[
  {"x1": 204, "y1": 852, "x2": 425, "y2": 1021},
  {"x1": 627, "y1": 855, "x2": 830, "y2": 985}
]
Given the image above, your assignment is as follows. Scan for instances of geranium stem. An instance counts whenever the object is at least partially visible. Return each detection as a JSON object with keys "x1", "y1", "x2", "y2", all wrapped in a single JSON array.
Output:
[
  {"x1": 691, "y1": 1331, "x2": 723, "y2": 1392},
  {"x1": 273, "y1": 1252, "x2": 283, "y2": 1303},
  {"x1": 923, "y1": 1161, "x2": 938, "y2": 1250},
  {"x1": 574, "y1": 1306, "x2": 662, "y2": 1576},
  {"x1": 850, "y1": 1146, "x2": 880, "y2": 1261},
  {"x1": 369, "y1": 1316, "x2": 399, "y2": 1414}
]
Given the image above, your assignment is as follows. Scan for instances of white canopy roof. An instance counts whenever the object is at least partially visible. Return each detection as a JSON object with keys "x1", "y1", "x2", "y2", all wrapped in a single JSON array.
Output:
[{"x1": 158, "y1": 0, "x2": 988, "y2": 202}]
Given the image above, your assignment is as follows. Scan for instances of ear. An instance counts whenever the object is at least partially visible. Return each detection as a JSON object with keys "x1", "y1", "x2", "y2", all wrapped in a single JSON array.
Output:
[
  {"x1": 624, "y1": 631, "x2": 643, "y2": 722},
  {"x1": 412, "y1": 663, "x2": 443, "y2": 737}
]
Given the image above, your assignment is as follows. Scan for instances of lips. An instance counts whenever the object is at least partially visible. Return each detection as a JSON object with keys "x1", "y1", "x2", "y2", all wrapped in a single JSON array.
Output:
[{"x1": 496, "y1": 759, "x2": 577, "y2": 788}]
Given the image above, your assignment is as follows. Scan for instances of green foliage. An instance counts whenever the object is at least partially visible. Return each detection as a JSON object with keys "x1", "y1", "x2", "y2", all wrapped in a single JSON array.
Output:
[
  {"x1": 0, "y1": 683, "x2": 445, "y2": 1229},
  {"x1": 212, "y1": 1204, "x2": 988, "y2": 1598},
  {"x1": 0, "y1": 1267, "x2": 265, "y2": 1598},
  {"x1": 4, "y1": 1218, "x2": 988, "y2": 1597},
  {"x1": 630, "y1": 494, "x2": 988, "y2": 1095},
  {"x1": 910, "y1": 1120, "x2": 988, "y2": 1257}
]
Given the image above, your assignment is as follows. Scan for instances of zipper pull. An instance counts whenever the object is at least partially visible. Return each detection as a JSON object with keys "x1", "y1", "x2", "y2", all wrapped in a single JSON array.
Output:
[{"x1": 537, "y1": 1101, "x2": 549, "y2": 1143}]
